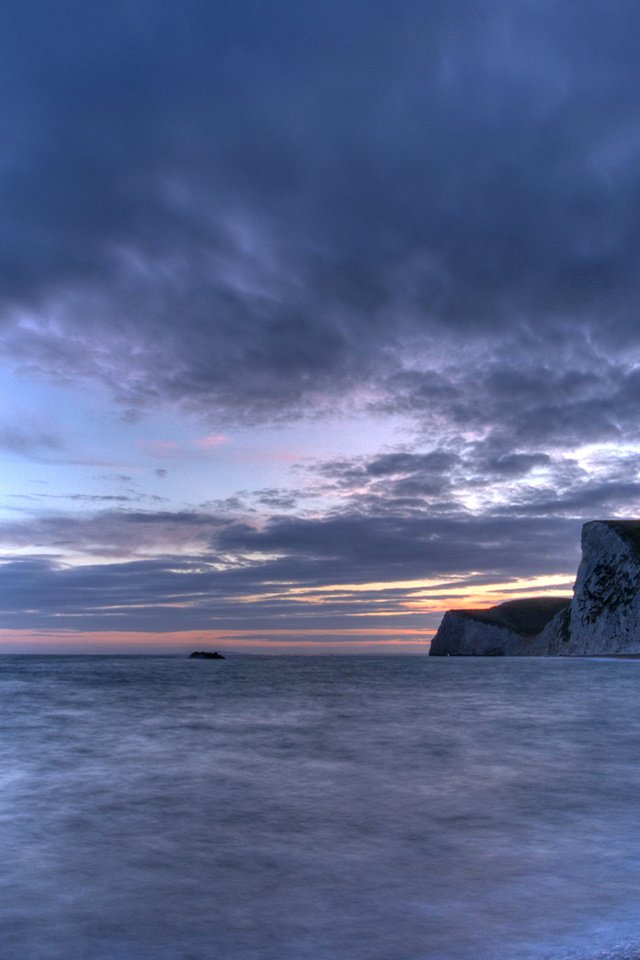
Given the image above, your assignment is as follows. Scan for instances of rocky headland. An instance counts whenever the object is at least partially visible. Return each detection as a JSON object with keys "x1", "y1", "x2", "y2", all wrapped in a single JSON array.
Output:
[{"x1": 429, "y1": 520, "x2": 640, "y2": 656}]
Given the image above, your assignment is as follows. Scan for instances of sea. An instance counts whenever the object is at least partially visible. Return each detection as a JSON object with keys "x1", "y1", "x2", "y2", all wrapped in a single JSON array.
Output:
[{"x1": 2, "y1": 654, "x2": 640, "y2": 960}]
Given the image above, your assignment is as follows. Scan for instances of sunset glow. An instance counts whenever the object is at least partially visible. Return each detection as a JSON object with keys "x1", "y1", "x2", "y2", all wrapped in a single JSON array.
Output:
[{"x1": 3, "y1": 0, "x2": 640, "y2": 652}]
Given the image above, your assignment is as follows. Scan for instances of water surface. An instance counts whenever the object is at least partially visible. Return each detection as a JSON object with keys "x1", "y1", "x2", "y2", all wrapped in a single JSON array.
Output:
[{"x1": 2, "y1": 655, "x2": 640, "y2": 960}]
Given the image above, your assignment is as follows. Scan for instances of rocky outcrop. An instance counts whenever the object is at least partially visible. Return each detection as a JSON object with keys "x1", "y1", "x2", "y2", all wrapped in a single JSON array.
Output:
[
  {"x1": 559, "y1": 520, "x2": 640, "y2": 655},
  {"x1": 429, "y1": 520, "x2": 640, "y2": 656},
  {"x1": 189, "y1": 650, "x2": 225, "y2": 659},
  {"x1": 429, "y1": 598, "x2": 570, "y2": 656}
]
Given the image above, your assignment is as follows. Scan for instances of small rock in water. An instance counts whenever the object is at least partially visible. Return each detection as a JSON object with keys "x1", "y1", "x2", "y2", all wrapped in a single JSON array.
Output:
[{"x1": 188, "y1": 650, "x2": 225, "y2": 659}]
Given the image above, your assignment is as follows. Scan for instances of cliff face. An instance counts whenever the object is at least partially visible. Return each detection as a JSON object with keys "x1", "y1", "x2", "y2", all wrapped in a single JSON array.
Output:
[
  {"x1": 429, "y1": 598, "x2": 570, "y2": 656},
  {"x1": 428, "y1": 611, "x2": 517, "y2": 657},
  {"x1": 562, "y1": 520, "x2": 640, "y2": 655},
  {"x1": 429, "y1": 520, "x2": 640, "y2": 656}
]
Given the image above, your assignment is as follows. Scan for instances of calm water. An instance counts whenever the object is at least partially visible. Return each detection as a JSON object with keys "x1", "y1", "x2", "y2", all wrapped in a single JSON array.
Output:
[{"x1": 2, "y1": 655, "x2": 640, "y2": 960}]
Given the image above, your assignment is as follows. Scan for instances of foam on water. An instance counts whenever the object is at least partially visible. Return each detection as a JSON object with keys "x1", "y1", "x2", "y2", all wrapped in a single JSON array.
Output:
[{"x1": 1, "y1": 655, "x2": 640, "y2": 960}]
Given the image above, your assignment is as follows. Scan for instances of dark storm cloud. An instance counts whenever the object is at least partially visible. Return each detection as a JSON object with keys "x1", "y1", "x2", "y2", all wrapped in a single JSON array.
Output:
[
  {"x1": 501, "y1": 479, "x2": 640, "y2": 517},
  {"x1": 4, "y1": 0, "x2": 640, "y2": 425},
  {"x1": 0, "y1": 509, "x2": 227, "y2": 558},
  {"x1": 0, "y1": 552, "x2": 446, "y2": 633},
  {"x1": 0, "y1": 509, "x2": 581, "y2": 631},
  {"x1": 5, "y1": 1, "x2": 640, "y2": 638},
  {"x1": 313, "y1": 437, "x2": 640, "y2": 520},
  {"x1": 482, "y1": 453, "x2": 551, "y2": 477},
  {"x1": 214, "y1": 513, "x2": 582, "y2": 581},
  {"x1": 380, "y1": 341, "x2": 640, "y2": 455},
  {"x1": 318, "y1": 451, "x2": 461, "y2": 486}
]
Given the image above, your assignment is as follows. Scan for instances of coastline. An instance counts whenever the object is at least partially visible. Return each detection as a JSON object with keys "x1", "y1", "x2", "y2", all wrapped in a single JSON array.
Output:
[{"x1": 577, "y1": 653, "x2": 640, "y2": 659}]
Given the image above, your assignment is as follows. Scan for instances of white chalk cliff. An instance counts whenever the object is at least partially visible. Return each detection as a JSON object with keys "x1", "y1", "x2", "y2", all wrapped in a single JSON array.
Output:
[{"x1": 429, "y1": 520, "x2": 640, "y2": 656}]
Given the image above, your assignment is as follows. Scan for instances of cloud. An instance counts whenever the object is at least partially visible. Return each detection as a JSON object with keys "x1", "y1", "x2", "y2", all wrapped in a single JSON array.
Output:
[
  {"x1": 254, "y1": 489, "x2": 299, "y2": 510},
  {"x1": 4, "y1": 2, "x2": 640, "y2": 641},
  {"x1": 0, "y1": 423, "x2": 62, "y2": 457},
  {"x1": 10, "y1": 492, "x2": 172, "y2": 506},
  {"x1": 2, "y1": 1, "x2": 640, "y2": 428},
  {"x1": 97, "y1": 474, "x2": 134, "y2": 483},
  {"x1": 0, "y1": 510, "x2": 226, "y2": 559},
  {"x1": 309, "y1": 434, "x2": 640, "y2": 523},
  {"x1": 377, "y1": 342, "x2": 640, "y2": 461},
  {"x1": 0, "y1": 509, "x2": 581, "y2": 633}
]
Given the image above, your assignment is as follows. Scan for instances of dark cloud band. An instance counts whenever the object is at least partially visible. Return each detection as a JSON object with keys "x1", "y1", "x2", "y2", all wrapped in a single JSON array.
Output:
[{"x1": 3, "y1": 1, "x2": 640, "y2": 423}]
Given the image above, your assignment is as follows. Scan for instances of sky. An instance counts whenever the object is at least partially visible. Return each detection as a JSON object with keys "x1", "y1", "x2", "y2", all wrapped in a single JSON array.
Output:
[{"x1": 3, "y1": 0, "x2": 640, "y2": 653}]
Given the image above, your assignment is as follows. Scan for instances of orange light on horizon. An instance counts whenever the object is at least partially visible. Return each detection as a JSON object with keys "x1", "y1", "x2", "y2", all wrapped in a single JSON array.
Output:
[
  {"x1": 0, "y1": 573, "x2": 575, "y2": 654},
  {"x1": 233, "y1": 572, "x2": 575, "y2": 613},
  {"x1": 0, "y1": 627, "x2": 434, "y2": 655}
]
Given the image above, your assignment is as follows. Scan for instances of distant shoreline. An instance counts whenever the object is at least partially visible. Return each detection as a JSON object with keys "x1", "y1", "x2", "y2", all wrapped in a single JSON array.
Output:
[{"x1": 577, "y1": 653, "x2": 640, "y2": 660}]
